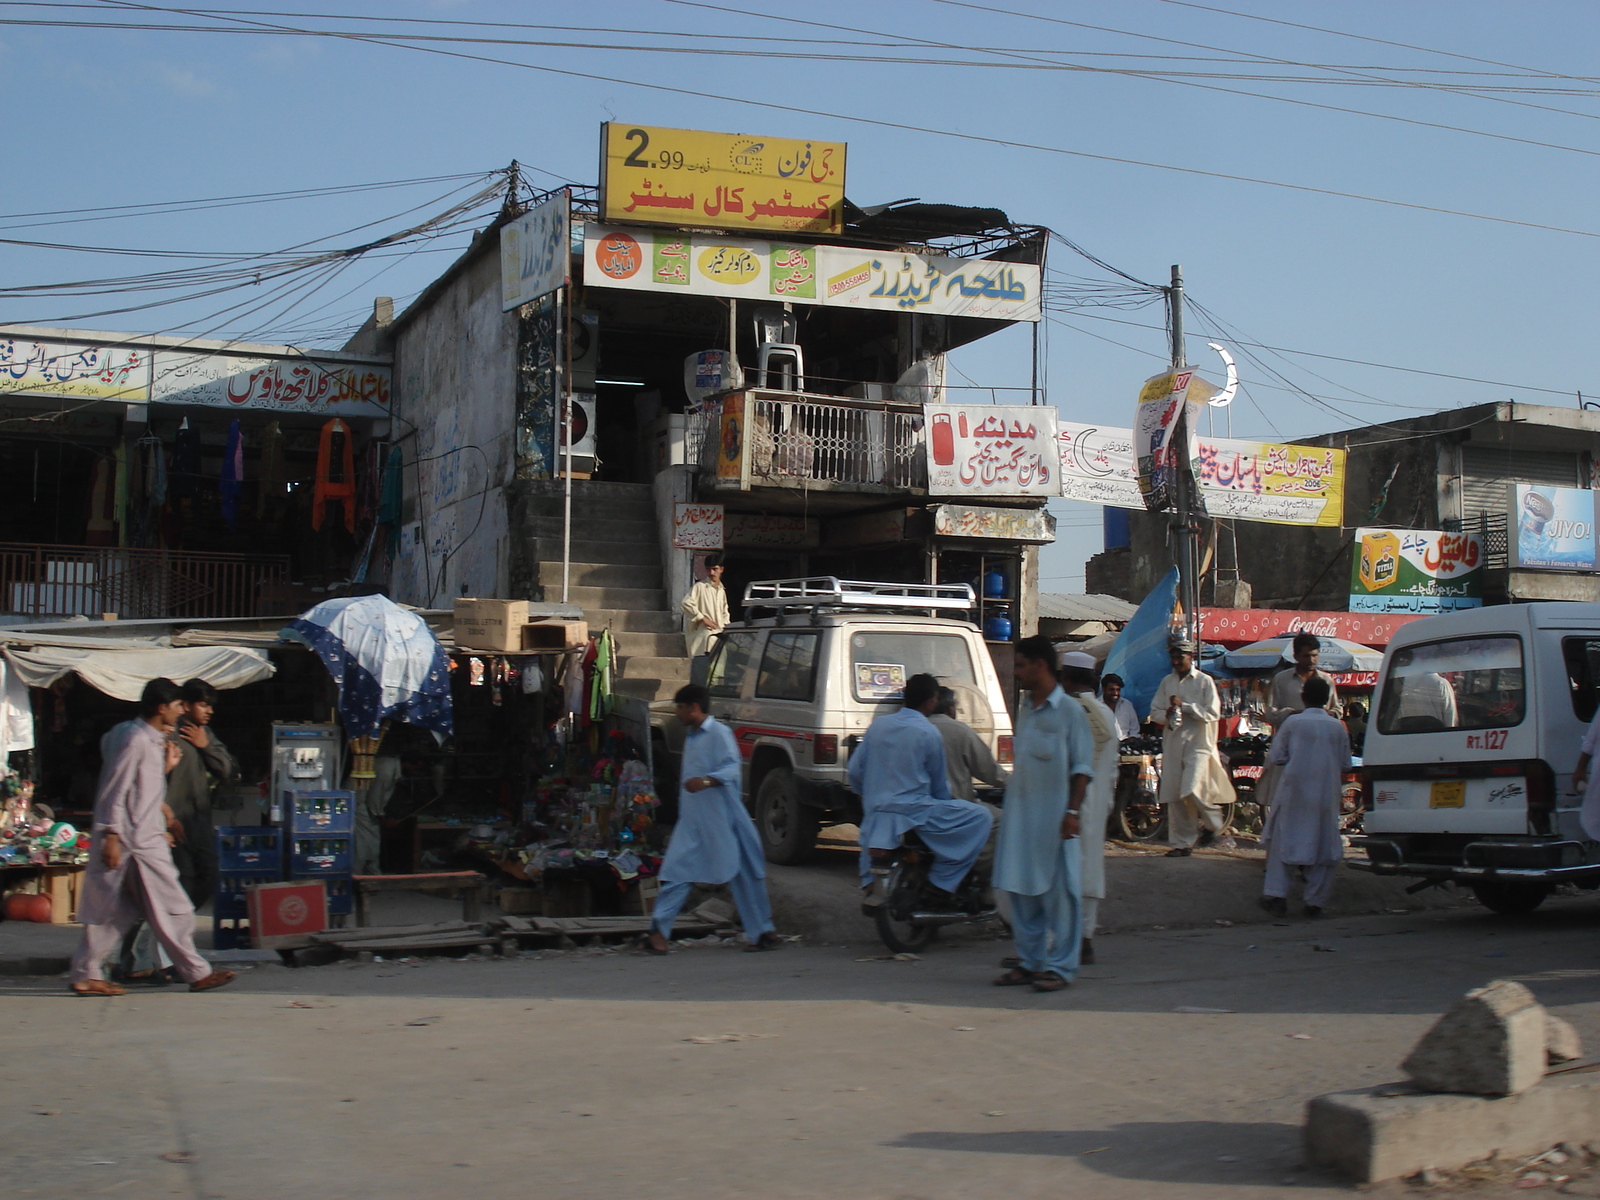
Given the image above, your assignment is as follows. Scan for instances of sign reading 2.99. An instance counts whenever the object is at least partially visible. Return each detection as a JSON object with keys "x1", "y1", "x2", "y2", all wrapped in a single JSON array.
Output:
[{"x1": 600, "y1": 122, "x2": 846, "y2": 235}]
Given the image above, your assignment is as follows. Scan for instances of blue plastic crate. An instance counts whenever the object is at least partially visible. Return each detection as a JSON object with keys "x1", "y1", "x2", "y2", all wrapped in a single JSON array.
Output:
[
  {"x1": 295, "y1": 874, "x2": 352, "y2": 915},
  {"x1": 289, "y1": 834, "x2": 353, "y2": 876},
  {"x1": 213, "y1": 917, "x2": 253, "y2": 950},
  {"x1": 214, "y1": 870, "x2": 282, "y2": 918},
  {"x1": 216, "y1": 826, "x2": 282, "y2": 873},
  {"x1": 286, "y1": 790, "x2": 355, "y2": 836}
]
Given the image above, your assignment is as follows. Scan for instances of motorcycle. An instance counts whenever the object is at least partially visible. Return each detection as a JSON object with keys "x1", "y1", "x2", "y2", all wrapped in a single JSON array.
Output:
[
  {"x1": 1218, "y1": 733, "x2": 1271, "y2": 837},
  {"x1": 865, "y1": 786, "x2": 1005, "y2": 954},
  {"x1": 1112, "y1": 735, "x2": 1166, "y2": 842}
]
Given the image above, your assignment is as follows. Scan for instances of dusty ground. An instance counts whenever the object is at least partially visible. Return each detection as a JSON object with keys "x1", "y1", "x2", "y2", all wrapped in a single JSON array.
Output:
[{"x1": 3, "y1": 886, "x2": 1598, "y2": 1200}]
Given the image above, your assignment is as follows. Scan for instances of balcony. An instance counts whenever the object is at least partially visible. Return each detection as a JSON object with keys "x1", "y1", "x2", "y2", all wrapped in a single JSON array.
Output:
[
  {"x1": 690, "y1": 389, "x2": 926, "y2": 495},
  {"x1": 0, "y1": 543, "x2": 291, "y2": 620}
]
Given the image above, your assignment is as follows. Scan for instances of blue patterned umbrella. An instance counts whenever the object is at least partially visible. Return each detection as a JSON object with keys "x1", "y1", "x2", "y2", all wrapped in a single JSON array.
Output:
[{"x1": 283, "y1": 595, "x2": 453, "y2": 738}]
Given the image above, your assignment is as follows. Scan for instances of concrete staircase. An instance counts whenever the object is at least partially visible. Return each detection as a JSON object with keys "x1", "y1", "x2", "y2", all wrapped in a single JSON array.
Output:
[{"x1": 530, "y1": 481, "x2": 689, "y2": 702}]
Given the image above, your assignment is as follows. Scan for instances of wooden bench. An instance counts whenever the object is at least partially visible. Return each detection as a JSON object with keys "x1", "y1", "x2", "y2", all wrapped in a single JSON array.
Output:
[{"x1": 351, "y1": 871, "x2": 485, "y2": 927}]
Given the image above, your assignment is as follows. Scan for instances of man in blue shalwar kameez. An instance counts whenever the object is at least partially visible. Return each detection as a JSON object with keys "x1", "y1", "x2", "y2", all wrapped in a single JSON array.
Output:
[
  {"x1": 993, "y1": 636, "x2": 1095, "y2": 993},
  {"x1": 849, "y1": 673, "x2": 993, "y2": 909},
  {"x1": 641, "y1": 684, "x2": 781, "y2": 955}
]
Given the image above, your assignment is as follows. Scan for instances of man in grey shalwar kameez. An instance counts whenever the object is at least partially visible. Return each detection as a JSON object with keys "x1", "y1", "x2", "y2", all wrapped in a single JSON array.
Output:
[
  {"x1": 69, "y1": 678, "x2": 235, "y2": 996},
  {"x1": 641, "y1": 684, "x2": 780, "y2": 954},
  {"x1": 1259, "y1": 676, "x2": 1350, "y2": 917},
  {"x1": 993, "y1": 637, "x2": 1094, "y2": 993}
]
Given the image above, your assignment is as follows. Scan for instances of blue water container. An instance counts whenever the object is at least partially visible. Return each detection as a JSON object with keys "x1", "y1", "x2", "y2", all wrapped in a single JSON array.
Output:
[{"x1": 983, "y1": 612, "x2": 1013, "y2": 642}]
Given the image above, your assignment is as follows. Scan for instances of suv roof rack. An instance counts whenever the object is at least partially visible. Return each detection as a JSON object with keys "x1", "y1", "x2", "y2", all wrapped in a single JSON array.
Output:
[{"x1": 742, "y1": 576, "x2": 976, "y2": 615}]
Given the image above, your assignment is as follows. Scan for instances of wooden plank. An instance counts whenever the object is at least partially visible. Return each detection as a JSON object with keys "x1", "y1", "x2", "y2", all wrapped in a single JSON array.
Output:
[{"x1": 310, "y1": 921, "x2": 476, "y2": 944}]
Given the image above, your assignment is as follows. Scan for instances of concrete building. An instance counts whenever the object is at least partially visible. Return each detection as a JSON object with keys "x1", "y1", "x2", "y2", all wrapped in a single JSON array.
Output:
[
  {"x1": 380, "y1": 184, "x2": 1055, "y2": 699},
  {"x1": 1087, "y1": 402, "x2": 1600, "y2": 609}
]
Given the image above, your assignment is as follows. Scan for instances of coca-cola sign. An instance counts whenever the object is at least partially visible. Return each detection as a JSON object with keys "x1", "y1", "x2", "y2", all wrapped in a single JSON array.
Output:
[{"x1": 1201, "y1": 607, "x2": 1424, "y2": 647}]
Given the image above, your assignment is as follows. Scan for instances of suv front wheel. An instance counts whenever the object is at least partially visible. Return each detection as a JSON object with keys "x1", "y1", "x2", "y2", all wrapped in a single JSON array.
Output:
[{"x1": 755, "y1": 767, "x2": 820, "y2": 865}]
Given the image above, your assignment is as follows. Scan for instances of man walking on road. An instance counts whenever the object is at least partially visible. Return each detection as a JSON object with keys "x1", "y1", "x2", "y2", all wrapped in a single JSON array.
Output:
[
  {"x1": 1150, "y1": 640, "x2": 1236, "y2": 858},
  {"x1": 851, "y1": 673, "x2": 992, "y2": 911},
  {"x1": 1058, "y1": 651, "x2": 1117, "y2": 965},
  {"x1": 641, "y1": 684, "x2": 780, "y2": 954},
  {"x1": 1260, "y1": 676, "x2": 1350, "y2": 917},
  {"x1": 1259, "y1": 632, "x2": 1342, "y2": 812},
  {"x1": 69, "y1": 678, "x2": 235, "y2": 996},
  {"x1": 993, "y1": 637, "x2": 1094, "y2": 993}
]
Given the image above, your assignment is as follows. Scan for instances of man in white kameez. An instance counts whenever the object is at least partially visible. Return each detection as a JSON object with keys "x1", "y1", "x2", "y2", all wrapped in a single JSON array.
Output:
[
  {"x1": 1259, "y1": 676, "x2": 1350, "y2": 917},
  {"x1": 993, "y1": 637, "x2": 1094, "y2": 993},
  {"x1": 641, "y1": 684, "x2": 780, "y2": 954},
  {"x1": 68, "y1": 678, "x2": 235, "y2": 997},
  {"x1": 1567, "y1": 706, "x2": 1600, "y2": 846},
  {"x1": 679, "y1": 554, "x2": 730, "y2": 664},
  {"x1": 1150, "y1": 639, "x2": 1236, "y2": 857},
  {"x1": 1102, "y1": 673, "x2": 1142, "y2": 741},
  {"x1": 1059, "y1": 651, "x2": 1118, "y2": 965},
  {"x1": 1259, "y1": 632, "x2": 1343, "y2": 813}
]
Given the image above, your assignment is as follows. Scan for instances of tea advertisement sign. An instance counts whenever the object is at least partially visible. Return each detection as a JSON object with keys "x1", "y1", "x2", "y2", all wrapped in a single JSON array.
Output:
[{"x1": 1349, "y1": 527, "x2": 1483, "y2": 613}]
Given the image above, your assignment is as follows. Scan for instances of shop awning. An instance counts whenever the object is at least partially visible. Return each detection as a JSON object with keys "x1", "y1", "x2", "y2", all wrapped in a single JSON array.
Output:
[
  {"x1": 1200, "y1": 607, "x2": 1425, "y2": 648},
  {"x1": 1, "y1": 642, "x2": 274, "y2": 701}
]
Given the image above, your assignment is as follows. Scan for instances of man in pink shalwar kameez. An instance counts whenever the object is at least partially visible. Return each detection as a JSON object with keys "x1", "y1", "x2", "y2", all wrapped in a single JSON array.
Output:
[{"x1": 69, "y1": 678, "x2": 234, "y2": 997}]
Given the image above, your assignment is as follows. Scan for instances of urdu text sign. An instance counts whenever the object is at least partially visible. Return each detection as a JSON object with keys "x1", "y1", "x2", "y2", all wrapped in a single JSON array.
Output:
[{"x1": 601, "y1": 123, "x2": 846, "y2": 235}]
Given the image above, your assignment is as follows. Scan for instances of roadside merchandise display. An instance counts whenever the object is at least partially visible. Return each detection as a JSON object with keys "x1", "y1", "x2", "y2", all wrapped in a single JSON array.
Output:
[{"x1": 0, "y1": 771, "x2": 89, "y2": 923}]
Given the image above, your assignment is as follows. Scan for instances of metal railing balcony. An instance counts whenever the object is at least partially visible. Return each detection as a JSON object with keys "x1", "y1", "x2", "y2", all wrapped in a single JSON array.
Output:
[
  {"x1": 689, "y1": 388, "x2": 926, "y2": 492},
  {"x1": 0, "y1": 543, "x2": 291, "y2": 620}
]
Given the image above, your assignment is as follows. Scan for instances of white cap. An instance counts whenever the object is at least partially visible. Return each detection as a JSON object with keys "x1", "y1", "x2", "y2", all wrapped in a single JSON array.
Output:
[{"x1": 1059, "y1": 651, "x2": 1097, "y2": 671}]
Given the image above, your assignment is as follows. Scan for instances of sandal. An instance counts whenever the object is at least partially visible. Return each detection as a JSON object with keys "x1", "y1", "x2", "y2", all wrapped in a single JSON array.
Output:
[
  {"x1": 1031, "y1": 972, "x2": 1071, "y2": 993},
  {"x1": 634, "y1": 933, "x2": 669, "y2": 956},
  {"x1": 188, "y1": 970, "x2": 236, "y2": 993},
  {"x1": 743, "y1": 931, "x2": 783, "y2": 953},
  {"x1": 992, "y1": 967, "x2": 1035, "y2": 986},
  {"x1": 71, "y1": 980, "x2": 126, "y2": 997}
]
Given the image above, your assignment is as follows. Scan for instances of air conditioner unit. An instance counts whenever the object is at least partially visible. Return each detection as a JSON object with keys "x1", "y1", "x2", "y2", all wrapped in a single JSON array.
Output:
[{"x1": 562, "y1": 392, "x2": 597, "y2": 461}]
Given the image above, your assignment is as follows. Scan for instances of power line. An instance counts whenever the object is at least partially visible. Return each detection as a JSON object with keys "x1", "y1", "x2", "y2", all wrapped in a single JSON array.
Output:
[{"x1": 73, "y1": 0, "x2": 1600, "y2": 242}]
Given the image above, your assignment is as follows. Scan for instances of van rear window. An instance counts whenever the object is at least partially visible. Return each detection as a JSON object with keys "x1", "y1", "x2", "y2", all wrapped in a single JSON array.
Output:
[
  {"x1": 1376, "y1": 635, "x2": 1525, "y2": 736},
  {"x1": 850, "y1": 632, "x2": 976, "y2": 703}
]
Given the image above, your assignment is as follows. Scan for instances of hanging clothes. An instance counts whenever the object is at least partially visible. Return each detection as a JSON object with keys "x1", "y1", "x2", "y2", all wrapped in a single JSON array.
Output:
[
  {"x1": 312, "y1": 418, "x2": 356, "y2": 533},
  {"x1": 354, "y1": 441, "x2": 382, "y2": 535},
  {"x1": 589, "y1": 630, "x2": 614, "y2": 722},
  {"x1": 111, "y1": 443, "x2": 129, "y2": 548},
  {"x1": 84, "y1": 456, "x2": 117, "y2": 546},
  {"x1": 256, "y1": 420, "x2": 285, "y2": 519},
  {"x1": 219, "y1": 419, "x2": 243, "y2": 528},
  {"x1": 377, "y1": 444, "x2": 404, "y2": 557},
  {"x1": 170, "y1": 419, "x2": 201, "y2": 500}
]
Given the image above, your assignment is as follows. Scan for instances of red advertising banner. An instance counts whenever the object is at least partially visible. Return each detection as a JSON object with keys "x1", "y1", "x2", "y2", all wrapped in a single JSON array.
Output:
[{"x1": 1200, "y1": 607, "x2": 1426, "y2": 648}]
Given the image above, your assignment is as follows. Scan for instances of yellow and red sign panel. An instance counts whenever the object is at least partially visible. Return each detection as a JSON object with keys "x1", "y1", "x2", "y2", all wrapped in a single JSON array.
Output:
[{"x1": 600, "y1": 122, "x2": 846, "y2": 235}]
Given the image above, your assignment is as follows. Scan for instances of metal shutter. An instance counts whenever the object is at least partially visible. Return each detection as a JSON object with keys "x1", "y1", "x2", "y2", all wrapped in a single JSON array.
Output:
[{"x1": 1460, "y1": 446, "x2": 1579, "y2": 522}]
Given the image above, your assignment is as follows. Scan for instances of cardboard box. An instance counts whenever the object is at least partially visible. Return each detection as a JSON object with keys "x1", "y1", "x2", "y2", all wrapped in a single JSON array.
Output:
[
  {"x1": 454, "y1": 598, "x2": 532, "y2": 652},
  {"x1": 522, "y1": 619, "x2": 588, "y2": 651},
  {"x1": 497, "y1": 886, "x2": 539, "y2": 915},
  {"x1": 246, "y1": 880, "x2": 329, "y2": 949},
  {"x1": 42, "y1": 866, "x2": 81, "y2": 924}
]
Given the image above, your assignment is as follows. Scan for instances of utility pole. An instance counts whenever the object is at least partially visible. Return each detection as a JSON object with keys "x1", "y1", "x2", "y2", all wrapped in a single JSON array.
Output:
[{"x1": 1168, "y1": 264, "x2": 1199, "y2": 645}]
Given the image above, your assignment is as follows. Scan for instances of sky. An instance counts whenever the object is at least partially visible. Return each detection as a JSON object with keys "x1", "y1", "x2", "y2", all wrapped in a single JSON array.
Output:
[{"x1": 3, "y1": 0, "x2": 1598, "y2": 591}]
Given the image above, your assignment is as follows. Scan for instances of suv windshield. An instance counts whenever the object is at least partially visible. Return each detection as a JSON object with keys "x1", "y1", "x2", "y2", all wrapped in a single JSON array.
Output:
[
  {"x1": 707, "y1": 631, "x2": 760, "y2": 698},
  {"x1": 851, "y1": 631, "x2": 976, "y2": 703},
  {"x1": 1376, "y1": 635, "x2": 1525, "y2": 735}
]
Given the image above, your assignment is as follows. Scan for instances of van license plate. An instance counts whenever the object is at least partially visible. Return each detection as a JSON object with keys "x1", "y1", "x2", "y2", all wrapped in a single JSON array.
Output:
[{"x1": 1429, "y1": 780, "x2": 1466, "y2": 808}]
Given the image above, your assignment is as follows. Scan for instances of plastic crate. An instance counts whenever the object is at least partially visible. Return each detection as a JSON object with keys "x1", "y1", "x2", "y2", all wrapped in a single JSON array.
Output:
[
  {"x1": 215, "y1": 870, "x2": 282, "y2": 918},
  {"x1": 295, "y1": 873, "x2": 352, "y2": 915},
  {"x1": 286, "y1": 790, "x2": 355, "y2": 836},
  {"x1": 216, "y1": 826, "x2": 283, "y2": 873},
  {"x1": 289, "y1": 834, "x2": 353, "y2": 876}
]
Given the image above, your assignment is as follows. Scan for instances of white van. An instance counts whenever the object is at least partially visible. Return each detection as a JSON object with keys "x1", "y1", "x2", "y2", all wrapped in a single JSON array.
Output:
[{"x1": 1354, "y1": 602, "x2": 1600, "y2": 913}]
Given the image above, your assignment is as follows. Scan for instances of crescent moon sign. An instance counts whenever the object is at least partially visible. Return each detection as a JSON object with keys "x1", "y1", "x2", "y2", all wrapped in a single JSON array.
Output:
[{"x1": 1206, "y1": 342, "x2": 1238, "y2": 407}]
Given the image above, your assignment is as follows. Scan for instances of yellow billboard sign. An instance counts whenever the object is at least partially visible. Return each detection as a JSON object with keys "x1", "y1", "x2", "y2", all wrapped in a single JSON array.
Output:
[{"x1": 600, "y1": 123, "x2": 846, "y2": 235}]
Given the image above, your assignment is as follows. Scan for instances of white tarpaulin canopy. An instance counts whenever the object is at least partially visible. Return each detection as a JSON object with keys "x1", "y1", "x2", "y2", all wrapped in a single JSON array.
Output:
[{"x1": 2, "y1": 643, "x2": 275, "y2": 701}]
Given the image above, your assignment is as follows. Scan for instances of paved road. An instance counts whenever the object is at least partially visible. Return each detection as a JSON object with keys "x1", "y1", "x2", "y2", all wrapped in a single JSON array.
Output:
[{"x1": 5, "y1": 893, "x2": 1598, "y2": 1200}]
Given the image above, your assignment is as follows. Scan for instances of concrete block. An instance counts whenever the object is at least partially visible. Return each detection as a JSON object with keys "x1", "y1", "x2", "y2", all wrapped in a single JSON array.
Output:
[
  {"x1": 1305, "y1": 1072, "x2": 1600, "y2": 1183},
  {"x1": 1547, "y1": 1014, "x2": 1584, "y2": 1063},
  {"x1": 1402, "y1": 979, "x2": 1547, "y2": 1096}
]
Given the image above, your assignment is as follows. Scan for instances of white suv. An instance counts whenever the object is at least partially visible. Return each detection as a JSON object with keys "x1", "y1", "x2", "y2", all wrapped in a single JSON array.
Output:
[{"x1": 656, "y1": 579, "x2": 1015, "y2": 864}]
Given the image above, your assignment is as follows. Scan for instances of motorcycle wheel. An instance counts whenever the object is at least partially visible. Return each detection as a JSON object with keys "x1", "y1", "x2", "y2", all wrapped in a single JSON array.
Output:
[
  {"x1": 1114, "y1": 798, "x2": 1167, "y2": 842},
  {"x1": 1339, "y1": 784, "x2": 1365, "y2": 835},
  {"x1": 874, "y1": 863, "x2": 940, "y2": 954}
]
